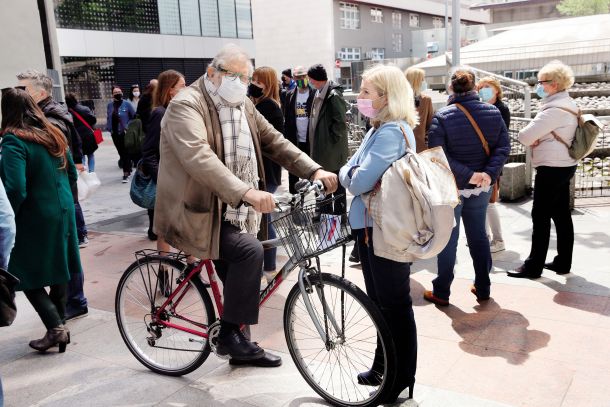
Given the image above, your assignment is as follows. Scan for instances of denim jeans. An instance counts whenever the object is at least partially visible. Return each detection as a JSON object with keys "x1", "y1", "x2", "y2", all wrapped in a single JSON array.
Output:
[
  {"x1": 263, "y1": 183, "x2": 278, "y2": 271},
  {"x1": 433, "y1": 189, "x2": 492, "y2": 301},
  {"x1": 74, "y1": 201, "x2": 87, "y2": 242},
  {"x1": 85, "y1": 153, "x2": 95, "y2": 172},
  {"x1": 66, "y1": 270, "x2": 87, "y2": 314}
]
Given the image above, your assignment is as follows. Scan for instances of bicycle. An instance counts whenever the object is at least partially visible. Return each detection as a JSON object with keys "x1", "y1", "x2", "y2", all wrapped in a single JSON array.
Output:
[{"x1": 115, "y1": 181, "x2": 396, "y2": 407}]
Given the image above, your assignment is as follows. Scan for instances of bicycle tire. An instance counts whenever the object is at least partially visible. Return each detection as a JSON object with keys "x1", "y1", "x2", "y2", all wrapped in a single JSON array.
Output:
[
  {"x1": 284, "y1": 272, "x2": 396, "y2": 407},
  {"x1": 115, "y1": 256, "x2": 215, "y2": 376}
]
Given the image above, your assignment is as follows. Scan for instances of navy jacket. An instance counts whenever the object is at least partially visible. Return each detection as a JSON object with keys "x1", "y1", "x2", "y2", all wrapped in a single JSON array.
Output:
[{"x1": 428, "y1": 91, "x2": 510, "y2": 189}]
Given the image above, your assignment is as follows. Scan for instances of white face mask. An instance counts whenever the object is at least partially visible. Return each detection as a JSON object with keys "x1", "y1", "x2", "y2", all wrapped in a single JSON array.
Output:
[
  {"x1": 217, "y1": 75, "x2": 247, "y2": 105},
  {"x1": 133, "y1": 91, "x2": 140, "y2": 97},
  {"x1": 420, "y1": 81, "x2": 428, "y2": 92}
]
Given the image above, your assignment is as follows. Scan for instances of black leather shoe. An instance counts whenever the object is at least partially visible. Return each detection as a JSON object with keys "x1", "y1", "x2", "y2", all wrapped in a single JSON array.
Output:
[
  {"x1": 357, "y1": 369, "x2": 383, "y2": 386},
  {"x1": 507, "y1": 265, "x2": 542, "y2": 279},
  {"x1": 216, "y1": 329, "x2": 264, "y2": 360},
  {"x1": 147, "y1": 229, "x2": 158, "y2": 241},
  {"x1": 544, "y1": 262, "x2": 570, "y2": 275},
  {"x1": 65, "y1": 306, "x2": 88, "y2": 321},
  {"x1": 229, "y1": 351, "x2": 282, "y2": 367}
]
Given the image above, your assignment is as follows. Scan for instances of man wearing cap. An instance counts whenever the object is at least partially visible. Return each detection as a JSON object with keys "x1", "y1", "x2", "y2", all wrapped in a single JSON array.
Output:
[
  {"x1": 307, "y1": 64, "x2": 348, "y2": 215},
  {"x1": 284, "y1": 66, "x2": 316, "y2": 193}
]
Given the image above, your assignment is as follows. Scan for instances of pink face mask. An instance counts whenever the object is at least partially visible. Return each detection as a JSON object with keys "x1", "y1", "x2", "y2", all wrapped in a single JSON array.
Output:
[{"x1": 357, "y1": 98, "x2": 379, "y2": 118}]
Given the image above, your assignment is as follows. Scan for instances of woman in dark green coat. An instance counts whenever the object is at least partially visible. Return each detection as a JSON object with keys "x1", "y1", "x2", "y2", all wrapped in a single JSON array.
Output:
[{"x1": 0, "y1": 88, "x2": 82, "y2": 353}]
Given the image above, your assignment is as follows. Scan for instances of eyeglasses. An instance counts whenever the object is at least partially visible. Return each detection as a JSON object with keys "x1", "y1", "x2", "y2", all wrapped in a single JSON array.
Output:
[
  {"x1": 537, "y1": 80, "x2": 552, "y2": 84},
  {"x1": 216, "y1": 66, "x2": 252, "y2": 85},
  {"x1": 1, "y1": 86, "x2": 26, "y2": 96}
]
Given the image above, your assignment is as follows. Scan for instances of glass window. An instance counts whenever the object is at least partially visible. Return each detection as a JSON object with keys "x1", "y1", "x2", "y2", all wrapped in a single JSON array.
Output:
[
  {"x1": 158, "y1": 0, "x2": 181, "y2": 35},
  {"x1": 370, "y1": 8, "x2": 383, "y2": 23},
  {"x1": 340, "y1": 2, "x2": 360, "y2": 30},
  {"x1": 200, "y1": 0, "x2": 220, "y2": 37},
  {"x1": 236, "y1": 0, "x2": 252, "y2": 39},
  {"x1": 371, "y1": 48, "x2": 385, "y2": 60},
  {"x1": 62, "y1": 57, "x2": 115, "y2": 101},
  {"x1": 179, "y1": 0, "x2": 201, "y2": 35},
  {"x1": 392, "y1": 11, "x2": 401, "y2": 29},
  {"x1": 432, "y1": 16, "x2": 444, "y2": 28},
  {"x1": 392, "y1": 33, "x2": 402, "y2": 52},
  {"x1": 339, "y1": 47, "x2": 361, "y2": 61},
  {"x1": 409, "y1": 13, "x2": 420, "y2": 28},
  {"x1": 218, "y1": 0, "x2": 237, "y2": 38}
]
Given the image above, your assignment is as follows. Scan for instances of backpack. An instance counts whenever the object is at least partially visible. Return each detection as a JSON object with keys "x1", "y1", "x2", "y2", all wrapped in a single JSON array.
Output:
[
  {"x1": 124, "y1": 117, "x2": 144, "y2": 154},
  {"x1": 364, "y1": 125, "x2": 460, "y2": 262},
  {"x1": 550, "y1": 108, "x2": 602, "y2": 160}
]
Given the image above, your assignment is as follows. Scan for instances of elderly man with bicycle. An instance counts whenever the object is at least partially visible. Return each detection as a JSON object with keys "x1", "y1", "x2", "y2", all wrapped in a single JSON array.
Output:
[{"x1": 154, "y1": 44, "x2": 338, "y2": 368}]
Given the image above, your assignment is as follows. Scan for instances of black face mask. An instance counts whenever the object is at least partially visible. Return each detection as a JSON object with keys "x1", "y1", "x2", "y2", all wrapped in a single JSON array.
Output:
[
  {"x1": 113, "y1": 94, "x2": 123, "y2": 101},
  {"x1": 248, "y1": 83, "x2": 264, "y2": 98}
]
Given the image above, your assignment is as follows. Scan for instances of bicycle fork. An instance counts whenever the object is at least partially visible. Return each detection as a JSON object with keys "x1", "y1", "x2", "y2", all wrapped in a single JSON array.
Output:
[{"x1": 297, "y1": 267, "x2": 345, "y2": 349}]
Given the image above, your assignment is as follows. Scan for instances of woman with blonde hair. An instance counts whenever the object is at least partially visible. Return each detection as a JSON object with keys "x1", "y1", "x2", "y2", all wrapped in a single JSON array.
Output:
[
  {"x1": 509, "y1": 60, "x2": 578, "y2": 278},
  {"x1": 405, "y1": 66, "x2": 433, "y2": 152},
  {"x1": 477, "y1": 76, "x2": 511, "y2": 253},
  {"x1": 339, "y1": 64, "x2": 418, "y2": 403},
  {"x1": 249, "y1": 66, "x2": 284, "y2": 283}
]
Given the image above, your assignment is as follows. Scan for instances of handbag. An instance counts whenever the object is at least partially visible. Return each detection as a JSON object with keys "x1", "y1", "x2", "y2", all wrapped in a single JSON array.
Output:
[
  {"x1": 70, "y1": 108, "x2": 104, "y2": 145},
  {"x1": 130, "y1": 160, "x2": 156, "y2": 209},
  {"x1": 79, "y1": 171, "x2": 102, "y2": 200},
  {"x1": 0, "y1": 268, "x2": 20, "y2": 327}
]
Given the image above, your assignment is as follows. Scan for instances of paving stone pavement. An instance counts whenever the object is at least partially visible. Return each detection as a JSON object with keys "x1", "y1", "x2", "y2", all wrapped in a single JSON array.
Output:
[{"x1": 1, "y1": 136, "x2": 610, "y2": 407}]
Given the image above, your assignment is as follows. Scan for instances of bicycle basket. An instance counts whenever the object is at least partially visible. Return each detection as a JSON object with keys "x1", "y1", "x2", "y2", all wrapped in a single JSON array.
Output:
[{"x1": 271, "y1": 195, "x2": 351, "y2": 262}]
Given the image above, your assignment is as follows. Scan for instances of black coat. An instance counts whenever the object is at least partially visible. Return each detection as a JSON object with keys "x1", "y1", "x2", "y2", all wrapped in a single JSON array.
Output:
[
  {"x1": 69, "y1": 103, "x2": 98, "y2": 156},
  {"x1": 283, "y1": 86, "x2": 315, "y2": 145},
  {"x1": 255, "y1": 98, "x2": 284, "y2": 187},
  {"x1": 136, "y1": 92, "x2": 154, "y2": 134},
  {"x1": 39, "y1": 97, "x2": 83, "y2": 165},
  {"x1": 141, "y1": 106, "x2": 165, "y2": 183},
  {"x1": 494, "y1": 99, "x2": 511, "y2": 129}
]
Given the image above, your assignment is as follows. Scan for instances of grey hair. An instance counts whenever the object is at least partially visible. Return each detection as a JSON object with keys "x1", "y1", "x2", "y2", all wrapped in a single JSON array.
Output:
[
  {"x1": 17, "y1": 69, "x2": 53, "y2": 94},
  {"x1": 208, "y1": 43, "x2": 253, "y2": 76}
]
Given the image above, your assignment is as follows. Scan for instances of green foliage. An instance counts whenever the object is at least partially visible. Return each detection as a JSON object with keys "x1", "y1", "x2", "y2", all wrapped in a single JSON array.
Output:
[{"x1": 557, "y1": 0, "x2": 610, "y2": 16}]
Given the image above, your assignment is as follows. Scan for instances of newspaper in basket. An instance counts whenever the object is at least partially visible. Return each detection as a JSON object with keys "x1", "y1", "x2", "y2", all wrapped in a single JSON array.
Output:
[{"x1": 317, "y1": 213, "x2": 342, "y2": 251}]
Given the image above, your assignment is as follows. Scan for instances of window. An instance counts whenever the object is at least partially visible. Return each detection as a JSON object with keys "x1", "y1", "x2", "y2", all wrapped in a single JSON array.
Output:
[
  {"x1": 392, "y1": 12, "x2": 401, "y2": 29},
  {"x1": 370, "y1": 8, "x2": 383, "y2": 23},
  {"x1": 340, "y1": 2, "x2": 360, "y2": 29},
  {"x1": 158, "y1": 0, "x2": 181, "y2": 35},
  {"x1": 409, "y1": 13, "x2": 420, "y2": 28},
  {"x1": 218, "y1": 0, "x2": 237, "y2": 37},
  {"x1": 339, "y1": 47, "x2": 361, "y2": 61},
  {"x1": 200, "y1": 0, "x2": 220, "y2": 37},
  {"x1": 432, "y1": 16, "x2": 444, "y2": 29},
  {"x1": 371, "y1": 48, "x2": 385, "y2": 60},
  {"x1": 179, "y1": 0, "x2": 201, "y2": 36},
  {"x1": 392, "y1": 33, "x2": 402, "y2": 52},
  {"x1": 235, "y1": 0, "x2": 253, "y2": 39}
]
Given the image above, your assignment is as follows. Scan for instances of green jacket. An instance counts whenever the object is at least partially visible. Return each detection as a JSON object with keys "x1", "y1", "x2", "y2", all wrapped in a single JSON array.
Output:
[
  {"x1": 0, "y1": 134, "x2": 82, "y2": 291},
  {"x1": 311, "y1": 82, "x2": 349, "y2": 172}
]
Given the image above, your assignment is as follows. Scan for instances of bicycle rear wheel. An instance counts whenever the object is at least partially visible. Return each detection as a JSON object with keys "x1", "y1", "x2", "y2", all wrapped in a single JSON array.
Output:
[
  {"x1": 115, "y1": 256, "x2": 215, "y2": 376},
  {"x1": 284, "y1": 272, "x2": 396, "y2": 407}
]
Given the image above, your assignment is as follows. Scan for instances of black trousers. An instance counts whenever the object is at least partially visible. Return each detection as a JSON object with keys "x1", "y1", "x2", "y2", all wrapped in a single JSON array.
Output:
[
  {"x1": 23, "y1": 284, "x2": 67, "y2": 330},
  {"x1": 213, "y1": 222, "x2": 263, "y2": 325},
  {"x1": 355, "y1": 228, "x2": 417, "y2": 396},
  {"x1": 111, "y1": 131, "x2": 137, "y2": 174},
  {"x1": 318, "y1": 170, "x2": 347, "y2": 215},
  {"x1": 288, "y1": 140, "x2": 311, "y2": 194},
  {"x1": 524, "y1": 165, "x2": 577, "y2": 273}
]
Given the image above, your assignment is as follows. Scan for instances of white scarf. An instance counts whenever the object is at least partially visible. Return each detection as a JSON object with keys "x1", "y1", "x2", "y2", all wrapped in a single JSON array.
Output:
[{"x1": 204, "y1": 75, "x2": 260, "y2": 234}]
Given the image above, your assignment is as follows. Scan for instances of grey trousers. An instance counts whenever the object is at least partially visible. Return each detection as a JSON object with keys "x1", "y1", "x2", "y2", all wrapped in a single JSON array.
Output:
[{"x1": 214, "y1": 222, "x2": 264, "y2": 325}]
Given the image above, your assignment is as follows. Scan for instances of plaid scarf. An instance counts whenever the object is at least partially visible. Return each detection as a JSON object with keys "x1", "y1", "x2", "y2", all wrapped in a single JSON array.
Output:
[{"x1": 204, "y1": 75, "x2": 260, "y2": 235}]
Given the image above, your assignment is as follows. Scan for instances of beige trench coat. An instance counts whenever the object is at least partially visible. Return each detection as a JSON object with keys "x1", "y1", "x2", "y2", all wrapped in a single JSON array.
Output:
[{"x1": 154, "y1": 76, "x2": 321, "y2": 259}]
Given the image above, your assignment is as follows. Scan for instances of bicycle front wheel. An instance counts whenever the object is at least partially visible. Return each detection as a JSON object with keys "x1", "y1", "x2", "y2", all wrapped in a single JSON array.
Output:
[
  {"x1": 284, "y1": 272, "x2": 396, "y2": 407},
  {"x1": 115, "y1": 256, "x2": 215, "y2": 376}
]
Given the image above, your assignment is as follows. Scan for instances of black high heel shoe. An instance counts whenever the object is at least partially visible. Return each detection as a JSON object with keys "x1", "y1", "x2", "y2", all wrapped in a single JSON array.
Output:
[
  {"x1": 383, "y1": 382, "x2": 415, "y2": 404},
  {"x1": 29, "y1": 325, "x2": 70, "y2": 353},
  {"x1": 357, "y1": 369, "x2": 383, "y2": 386}
]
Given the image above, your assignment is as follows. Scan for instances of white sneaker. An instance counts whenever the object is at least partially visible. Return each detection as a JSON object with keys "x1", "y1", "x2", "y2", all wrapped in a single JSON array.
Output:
[{"x1": 490, "y1": 240, "x2": 505, "y2": 253}]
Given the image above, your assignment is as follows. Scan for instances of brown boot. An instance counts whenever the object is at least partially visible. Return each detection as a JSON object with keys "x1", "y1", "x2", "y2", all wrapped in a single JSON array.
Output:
[{"x1": 29, "y1": 325, "x2": 70, "y2": 353}]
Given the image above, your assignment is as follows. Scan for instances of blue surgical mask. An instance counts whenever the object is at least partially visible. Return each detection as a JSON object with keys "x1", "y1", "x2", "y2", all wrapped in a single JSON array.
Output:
[
  {"x1": 535, "y1": 84, "x2": 548, "y2": 99},
  {"x1": 479, "y1": 87, "x2": 493, "y2": 103},
  {"x1": 420, "y1": 81, "x2": 428, "y2": 92}
]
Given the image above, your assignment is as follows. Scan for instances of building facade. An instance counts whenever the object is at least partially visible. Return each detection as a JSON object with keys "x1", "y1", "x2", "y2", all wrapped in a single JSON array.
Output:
[
  {"x1": 53, "y1": 0, "x2": 254, "y2": 114},
  {"x1": 470, "y1": 0, "x2": 563, "y2": 24}
]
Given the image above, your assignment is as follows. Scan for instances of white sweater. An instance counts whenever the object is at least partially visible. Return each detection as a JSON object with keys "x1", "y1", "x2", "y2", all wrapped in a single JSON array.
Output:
[{"x1": 518, "y1": 91, "x2": 578, "y2": 168}]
